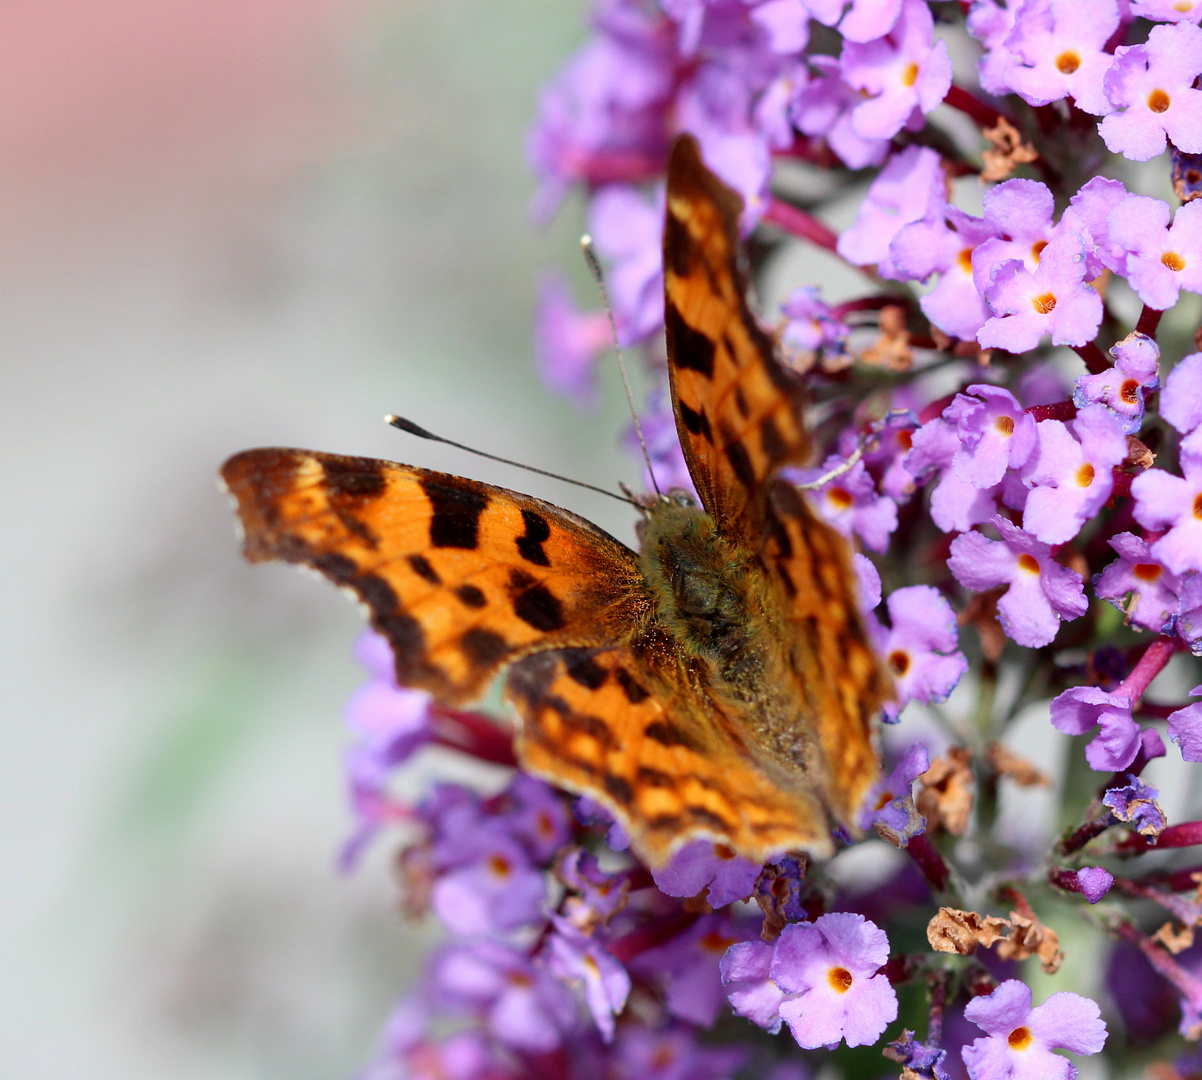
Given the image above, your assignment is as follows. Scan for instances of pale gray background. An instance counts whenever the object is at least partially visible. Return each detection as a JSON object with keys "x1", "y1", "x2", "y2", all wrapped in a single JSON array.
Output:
[{"x1": 0, "y1": 2, "x2": 656, "y2": 1077}]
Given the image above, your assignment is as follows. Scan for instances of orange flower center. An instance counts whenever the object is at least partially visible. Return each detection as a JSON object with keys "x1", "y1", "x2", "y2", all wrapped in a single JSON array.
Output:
[
  {"x1": 488, "y1": 854, "x2": 513, "y2": 879},
  {"x1": 1133, "y1": 563, "x2": 1162, "y2": 582},
  {"x1": 1194, "y1": 493, "x2": 1202, "y2": 520},
  {"x1": 1056, "y1": 51, "x2": 1081, "y2": 75},
  {"x1": 902, "y1": 61, "x2": 919, "y2": 87},
  {"x1": 889, "y1": 649, "x2": 911, "y2": 676},
  {"x1": 1017, "y1": 553, "x2": 1041, "y2": 575},
  {"x1": 995, "y1": 415, "x2": 1015, "y2": 437},
  {"x1": 958, "y1": 247, "x2": 975, "y2": 274},
  {"x1": 1032, "y1": 239, "x2": 1048, "y2": 261},
  {"x1": 1121, "y1": 379, "x2": 1140, "y2": 404},
  {"x1": 1162, "y1": 251, "x2": 1186, "y2": 272},
  {"x1": 828, "y1": 487, "x2": 854, "y2": 510},
  {"x1": 1147, "y1": 88, "x2": 1171, "y2": 113},
  {"x1": 828, "y1": 967, "x2": 854, "y2": 993},
  {"x1": 1033, "y1": 292, "x2": 1057, "y2": 315},
  {"x1": 1077, "y1": 463, "x2": 1096, "y2": 487},
  {"x1": 1008, "y1": 1026, "x2": 1033, "y2": 1049}
]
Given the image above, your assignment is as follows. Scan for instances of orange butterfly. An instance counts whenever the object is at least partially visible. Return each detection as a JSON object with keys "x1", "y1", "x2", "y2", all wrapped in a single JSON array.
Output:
[{"x1": 221, "y1": 135, "x2": 891, "y2": 867}]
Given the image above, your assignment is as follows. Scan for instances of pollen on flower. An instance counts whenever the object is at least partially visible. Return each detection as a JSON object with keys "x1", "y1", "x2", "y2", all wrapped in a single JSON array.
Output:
[
  {"x1": 1017, "y1": 553, "x2": 1041, "y2": 575},
  {"x1": 1121, "y1": 379, "x2": 1140, "y2": 404},
  {"x1": 1032, "y1": 292, "x2": 1057, "y2": 314},
  {"x1": 488, "y1": 854, "x2": 513, "y2": 879},
  {"x1": 1162, "y1": 251, "x2": 1186, "y2": 272},
  {"x1": 827, "y1": 487, "x2": 855, "y2": 510},
  {"x1": 889, "y1": 649, "x2": 911, "y2": 676},
  {"x1": 1055, "y1": 51, "x2": 1080, "y2": 75},
  {"x1": 828, "y1": 967, "x2": 854, "y2": 993},
  {"x1": 902, "y1": 61, "x2": 919, "y2": 87},
  {"x1": 995, "y1": 415, "x2": 1015, "y2": 437},
  {"x1": 1133, "y1": 562, "x2": 1163, "y2": 582},
  {"x1": 1008, "y1": 1026, "x2": 1033, "y2": 1049},
  {"x1": 1076, "y1": 463, "x2": 1096, "y2": 487},
  {"x1": 1032, "y1": 239, "x2": 1047, "y2": 260},
  {"x1": 958, "y1": 247, "x2": 974, "y2": 273},
  {"x1": 1147, "y1": 88, "x2": 1171, "y2": 113}
]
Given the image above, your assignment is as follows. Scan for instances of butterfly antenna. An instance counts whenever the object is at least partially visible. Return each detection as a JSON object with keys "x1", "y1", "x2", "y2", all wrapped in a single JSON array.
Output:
[
  {"x1": 385, "y1": 414, "x2": 640, "y2": 508},
  {"x1": 581, "y1": 235, "x2": 662, "y2": 498}
]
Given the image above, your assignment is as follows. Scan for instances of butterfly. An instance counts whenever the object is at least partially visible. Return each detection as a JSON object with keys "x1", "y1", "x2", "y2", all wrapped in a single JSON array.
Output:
[{"x1": 221, "y1": 134, "x2": 892, "y2": 867}]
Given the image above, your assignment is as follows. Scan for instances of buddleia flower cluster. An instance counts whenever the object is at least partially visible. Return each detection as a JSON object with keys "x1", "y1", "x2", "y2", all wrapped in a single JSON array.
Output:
[{"x1": 347, "y1": 1, "x2": 1202, "y2": 1077}]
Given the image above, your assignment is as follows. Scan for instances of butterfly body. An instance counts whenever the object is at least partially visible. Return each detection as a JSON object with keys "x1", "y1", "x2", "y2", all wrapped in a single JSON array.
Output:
[{"x1": 222, "y1": 135, "x2": 891, "y2": 866}]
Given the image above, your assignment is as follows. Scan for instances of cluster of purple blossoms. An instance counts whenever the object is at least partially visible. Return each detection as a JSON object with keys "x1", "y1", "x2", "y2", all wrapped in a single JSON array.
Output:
[{"x1": 317, "y1": 0, "x2": 1202, "y2": 1077}]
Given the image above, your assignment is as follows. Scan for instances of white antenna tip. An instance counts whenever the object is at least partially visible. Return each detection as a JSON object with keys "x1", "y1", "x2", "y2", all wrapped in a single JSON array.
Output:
[
  {"x1": 580, "y1": 234, "x2": 593, "y2": 248},
  {"x1": 384, "y1": 414, "x2": 399, "y2": 425}
]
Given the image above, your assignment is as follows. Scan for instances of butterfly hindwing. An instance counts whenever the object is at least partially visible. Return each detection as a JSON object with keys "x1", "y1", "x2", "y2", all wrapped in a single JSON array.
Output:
[
  {"x1": 663, "y1": 135, "x2": 812, "y2": 542},
  {"x1": 508, "y1": 646, "x2": 832, "y2": 863},
  {"x1": 222, "y1": 448, "x2": 650, "y2": 705}
]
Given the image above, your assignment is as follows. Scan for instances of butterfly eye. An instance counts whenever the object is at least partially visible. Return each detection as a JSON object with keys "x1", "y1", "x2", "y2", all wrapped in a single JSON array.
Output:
[{"x1": 669, "y1": 490, "x2": 696, "y2": 508}]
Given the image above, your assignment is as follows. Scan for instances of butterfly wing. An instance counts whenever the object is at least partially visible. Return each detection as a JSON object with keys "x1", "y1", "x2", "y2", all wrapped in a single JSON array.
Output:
[
  {"x1": 508, "y1": 646, "x2": 832, "y2": 863},
  {"x1": 662, "y1": 135, "x2": 812, "y2": 542},
  {"x1": 222, "y1": 448, "x2": 650, "y2": 705}
]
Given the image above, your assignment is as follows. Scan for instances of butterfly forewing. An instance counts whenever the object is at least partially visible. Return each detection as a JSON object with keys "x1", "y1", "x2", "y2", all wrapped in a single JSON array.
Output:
[
  {"x1": 663, "y1": 135, "x2": 813, "y2": 543},
  {"x1": 222, "y1": 448, "x2": 650, "y2": 705}
]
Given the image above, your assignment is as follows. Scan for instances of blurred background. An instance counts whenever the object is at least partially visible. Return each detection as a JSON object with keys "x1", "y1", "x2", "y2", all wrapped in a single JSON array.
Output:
[{"x1": 0, "y1": 2, "x2": 652, "y2": 1076}]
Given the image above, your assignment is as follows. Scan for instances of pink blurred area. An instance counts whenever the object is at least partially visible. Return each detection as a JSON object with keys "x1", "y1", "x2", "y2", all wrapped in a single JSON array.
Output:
[{"x1": 0, "y1": 0, "x2": 372, "y2": 227}]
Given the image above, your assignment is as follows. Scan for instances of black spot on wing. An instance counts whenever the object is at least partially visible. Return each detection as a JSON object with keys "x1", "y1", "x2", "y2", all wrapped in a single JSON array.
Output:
[
  {"x1": 647, "y1": 813, "x2": 683, "y2": 831},
  {"x1": 514, "y1": 584, "x2": 566, "y2": 632},
  {"x1": 721, "y1": 425, "x2": 757, "y2": 488},
  {"x1": 321, "y1": 457, "x2": 387, "y2": 499},
  {"x1": 636, "y1": 765, "x2": 672, "y2": 787},
  {"x1": 375, "y1": 610, "x2": 444, "y2": 691},
  {"x1": 688, "y1": 806, "x2": 734, "y2": 831},
  {"x1": 454, "y1": 583, "x2": 487, "y2": 609},
  {"x1": 313, "y1": 552, "x2": 358, "y2": 584},
  {"x1": 759, "y1": 414, "x2": 788, "y2": 463},
  {"x1": 516, "y1": 508, "x2": 552, "y2": 567},
  {"x1": 666, "y1": 302, "x2": 715, "y2": 379},
  {"x1": 644, "y1": 720, "x2": 701, "y2": 751},
  {"x1": 421, "y1": 475, "x2": 487, "y2": 549},
  {"x1": 564, "y1": 650, "x2": 609, "y2": 689},
  {"x1": 664, "y1": 210, "x2": 694, "y2": 278},
  {"x1": 614, "y1": 667, "x2": 650, "y2": 703},
  {"x1": 460, "y1": 627, "x2": 510, "y2": 668},
  {"x1": 734, "y1": 385, "x2": 750, "y2": 418},
  {"x1": 604, "y1": 774, "x2": 634, "y2": 805},
  {"x1": 407, "y1": 553, "x2": 441, "y2": 585},
  {"x1": 548, "y1": 696, "x2": 619, "y2": 749},
  {"x1": 679, "y1": 400, "x2": 713, "y2": 443},
  {"x1": 355, "y1": 572, "x2": 400, "y2": 615}
]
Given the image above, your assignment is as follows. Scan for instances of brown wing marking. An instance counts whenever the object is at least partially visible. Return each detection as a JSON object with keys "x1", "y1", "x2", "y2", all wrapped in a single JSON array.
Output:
[
  {"x1": 765, "y1": 480, "x2": 891, "y2": 825},
  {"x1": 663, "y1": 135, "x2": 812, "y2": 541},
  {"x1": 221, "y1": 448, "x2": 649, "y2": 705},
  {"x1": 508, "y1": 646, "x2": 835, "y2": 865}
]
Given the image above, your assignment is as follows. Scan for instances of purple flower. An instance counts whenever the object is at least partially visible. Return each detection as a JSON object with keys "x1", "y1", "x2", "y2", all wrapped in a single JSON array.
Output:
[
  {"x1": 1049, "y1": 686, "x2": 1141, "y2": 771},
  {"x1": 960, "y1": 980, "x2": 1107, "y2": 1079},
  {"x1": 906, "y1": 417, "x2": 1002, "y2": 533},
  {"x1": 1162, "y1": 351, "x2": 1202, "y2": 454},
  {"x1": 630, "y1": 914, "x2": 758, "y2": 1026},
  {"x1": 637, "y1": 385, "x2": 696, "y2": 497},
  {"x1": 1094, "y1": 532, "x2": 1181, "y2": 633},
  {"x1": 426, "y1": 799, "x2": 548, "y2": 936},
  {"x1": 559, "y1": 848, "x2": 630, "y2": 929},
  {"x1": 1002, "y1": 0, "x2": 1119, "y2": 115},
  {"x1": 430, "y1": 940, "x2": 578, "y2": 1052},
  {"x1": 342, "y1": 632, "x2": 434, "y2": 865},
  {"x1": 721, "y1": 940, "x2": 787, "y2": 1036},
  {"x1": 1103, "y1": 778, "x2": 1167, "y2": 836},
  {"x1": 1077, "y1": 866, "x2": 1114, "y2": 903},
  {"x1": 534, "y1": 272, "x2": 613, "y2": 408},
  {"x1": 792, "y1": 55, "x2": 891, "y2": 169},
  {"x1": 978, "y1": 231, "x2": 1104, "y2": 352},
  {"x1": 1176, "y1": 572, "x2": 1202, "y2": 654},
  {"x1": 968, "y1": 0, "x2": 1023, "y2": 96},
  {"x1": 779, "y1": 285, "x2": 848, "y2": 363},
  {"x1": 1131, "y1": 455, "x2": 1202, "y2": 575},
  {"x1": 1065, "y1": 175, "x2": 1131, "y2": 278},
  {"x1": 1099, "y1": 21, "x2": 1202, "y2": 162},
  {"x1": 770, "y1": 912, "x2": 899, "y2": 1049},
  {"x1": 944, "y1": 384, "x2": 1038, "y2": 489},
  {"x1": 821, "y1": 0, "x2": 905, "y2": 43},
  {"x1": 1168, "y1": 684, "x2": 1202, "y2": 762},
  {"x1": 1131, "y1": 0, "x2": 1202, "y2": 20},
  {"x1": 1108, "y1": 196, "x2": 1202, "y2": 311},
  {"x1": 546, "y1": 914, "x2": 631, "y2": 1042},
  {"x1": 606, "y1": 1021, "x2": 747, "y2": 1080},
  {"x1": 876, "y1": 586, "x2": 968, "y2": 718},
  {"x1": 837, "y1": 145, "x2": 947, "y2": 271},
  {"x1": 840, "y1": 0, "x2": 952, "y2": 141},
  {"x1": 970, "y1": 179, "x2": 1056, "y2": 289},
  {"x1": 1019, "y1": 405, "x2": 1128, "y2": 545},
  {"x1": 793, "y1": 455, "x2": 898, "y2": 552},
  {"x1": 650, "y1": 840, "x2": 762, "y2": 907},
  {"x1": 500, "y1": 773, "x2": 572, "y2": 863},
  {"x1": 1073, "y1": 331, "x2": 1160, "y2": 434},
  {"x1": 886, "y1": 1029, "x2": 951, "y2": 1080},
  {"x1": 588, "y1": 183, "x2": 666, "y2": 344},
  {"x1": 948, "y1": 516, "x2": 1087, "y2": 647},
  {"x1": 863, "y1": 742, "x2": 929, "y2": 844}
]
